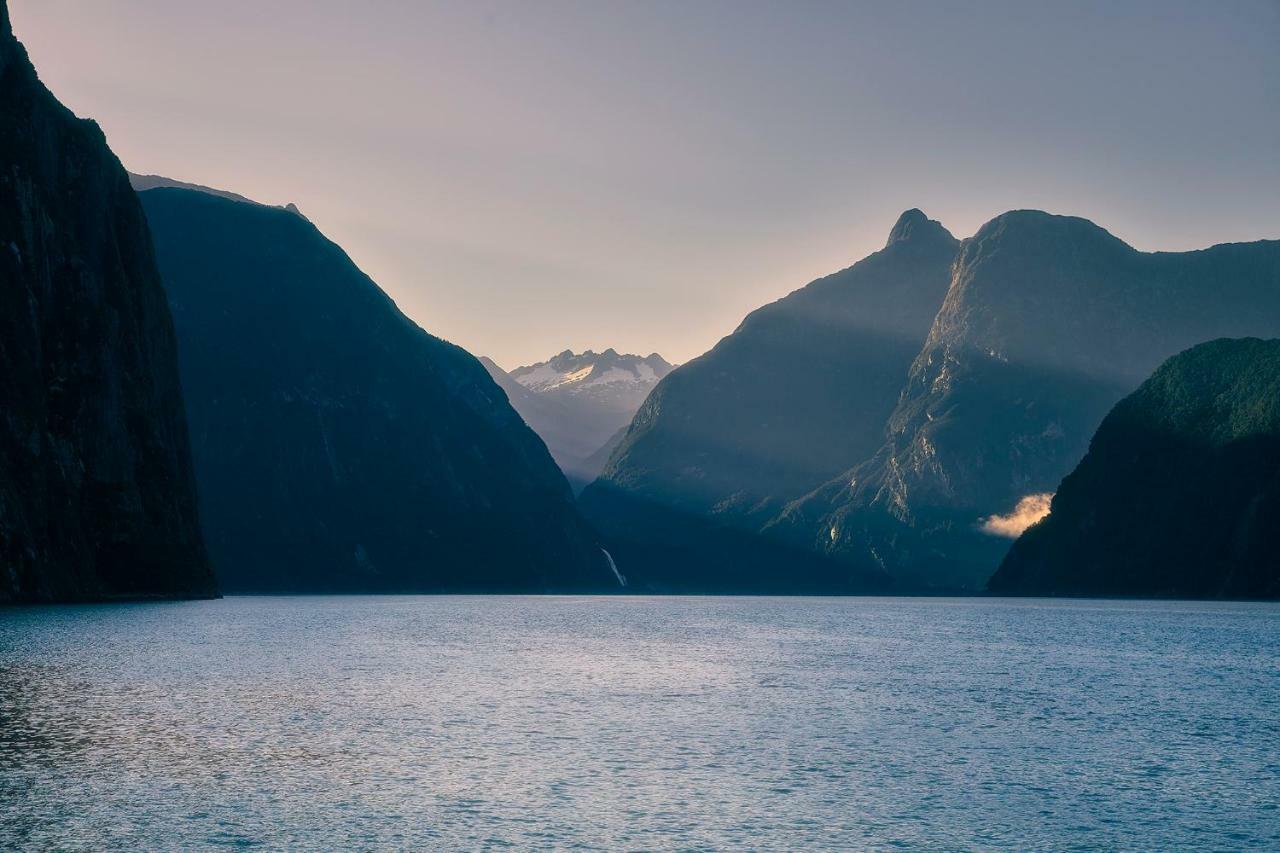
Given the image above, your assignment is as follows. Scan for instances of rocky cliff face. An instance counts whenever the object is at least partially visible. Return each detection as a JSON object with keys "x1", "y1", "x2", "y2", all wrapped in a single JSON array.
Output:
[
  {"x1": 579, "y1": 209, "x2": 958, "y2": 592},
  {"x1": 794, "y1": 212, "x2": 1280, "y2": 591},
  {"x1": 0, "y1": 7, "x2": 214, "y2": 602},
  {"x1": 991, "y1": 338, "x2": 1280, "y2": 599},
  {"x1": 140, "y1": 186, "x2": 617, "y2": 593}
]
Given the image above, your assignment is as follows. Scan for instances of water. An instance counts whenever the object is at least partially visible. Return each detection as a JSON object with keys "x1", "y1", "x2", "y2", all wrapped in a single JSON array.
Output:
[{"x1": 1, "y1": 596, "x2": 1277, "y2": 850}]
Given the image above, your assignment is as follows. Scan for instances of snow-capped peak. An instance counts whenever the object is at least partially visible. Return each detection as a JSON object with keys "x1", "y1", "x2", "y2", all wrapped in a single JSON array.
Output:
[{"x1": 510, "y1": 350, "x2": 673, "y2": 396}]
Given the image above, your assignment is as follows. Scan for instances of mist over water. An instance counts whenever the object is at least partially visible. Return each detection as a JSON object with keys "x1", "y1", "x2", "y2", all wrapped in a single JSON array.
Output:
[{"x1": 1, "y1": 596, "x2": 1277, "y2": 849}]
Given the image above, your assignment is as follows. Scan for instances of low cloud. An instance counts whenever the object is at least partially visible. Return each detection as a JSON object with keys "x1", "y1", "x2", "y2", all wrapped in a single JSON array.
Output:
[{"x1": 979, "y1": 493, "x2": 1054, "y2": 538}]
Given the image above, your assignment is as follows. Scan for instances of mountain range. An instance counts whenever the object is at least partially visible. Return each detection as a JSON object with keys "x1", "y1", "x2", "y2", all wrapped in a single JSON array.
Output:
[
  {"x1": 482, "y1": 349, "x2": 673, "y2": 490},
  {"x1": 787, "y1": 212, "x2": 1280, "y2": 591},
  {"x1": 4, "y1": 0, "x2": 1278, "y2": 602},
  {"x1": 579, "y1": 209, "x2": 960, "y2": 591},
  {"x1": 585, "y1": 209, "x2": 1280, "y2": 595}
]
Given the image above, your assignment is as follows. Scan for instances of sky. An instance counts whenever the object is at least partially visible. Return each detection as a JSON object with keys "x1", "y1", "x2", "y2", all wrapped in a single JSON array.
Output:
[{"x1": 10, "y1": 1, "x2": 1279, "y2": 368}]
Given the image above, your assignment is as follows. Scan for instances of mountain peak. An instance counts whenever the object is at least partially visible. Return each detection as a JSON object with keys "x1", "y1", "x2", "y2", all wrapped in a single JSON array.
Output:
[
  {"x1": 885, "y1": 208, "x2": 953, "y2": 249},
  {"x1": 964, "y1": 210, "x2": 1135, "y2": 264},
  {"x1": 0, "y1": 4, "x2": 22, "y2": 74},
  {"x1": 511, "y1": 349, "x2": 674, "y2": 395},
  {"x1": 646, "y1": 353, "x2": 673, "y2": 370},
  {"x1": 975, "y1": 209, "x2": 1124, "y2": 243}
]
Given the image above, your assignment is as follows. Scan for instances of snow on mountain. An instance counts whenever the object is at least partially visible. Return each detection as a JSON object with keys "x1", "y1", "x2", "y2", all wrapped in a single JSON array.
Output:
[
  {"x1": 484, "y1": 349, "x2": 674, "y2": 491},
  {"x1": 510, "y1": 349, "x2": 672, "y2": 397}
]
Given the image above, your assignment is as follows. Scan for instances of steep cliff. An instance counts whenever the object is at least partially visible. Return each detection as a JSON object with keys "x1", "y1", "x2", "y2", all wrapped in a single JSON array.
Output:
[
  {"x1": 140, "y1": 187, "x2": 616, "y2": 592},
  {"x1": 579, "y1": 209, "x2": 958, "y2": 591},
  {"x1": 793, "y1": 212, "x2": 1280, "y2": 591},
  {"x1": 0, "y1": 6, "x2": 214, "y2": 602}
]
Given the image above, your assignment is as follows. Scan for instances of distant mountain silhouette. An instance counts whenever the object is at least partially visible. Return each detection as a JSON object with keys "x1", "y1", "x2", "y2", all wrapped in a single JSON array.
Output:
[
  {"x1": 139, "y1": 186, "x2": 618, "y2": 593},
  {"x1": 129, "y1": 173, "x2": 261, "y2": 206},
  {"x1": 991, "y1": 338, "x2": 1280, "y2": 599},
  {"x1": 784, "y1": 212, "x2": 1280, "y2": 591},
  {"x1": 483, "y1": 349, "x2": 672, "y2": 490},
  {"x1": 0, "y1": 9, "x2": 215, "y2": 601},
  {"x1": 128, "y1": 172, "x2": 308, "y2": 219},
  {"x1": 579, "y1": 209, "x2": 958, "y2": 592}
]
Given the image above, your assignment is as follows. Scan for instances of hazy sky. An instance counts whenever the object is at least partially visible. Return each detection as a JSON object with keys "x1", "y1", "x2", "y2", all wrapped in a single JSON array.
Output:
[{"x1": 11, "y1": 1, "x2": 1279, "y2": 367}]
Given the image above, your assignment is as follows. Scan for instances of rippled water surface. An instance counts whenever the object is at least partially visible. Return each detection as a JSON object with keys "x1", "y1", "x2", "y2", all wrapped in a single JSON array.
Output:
[{"x1": 1, "y1": 596, "x2": 1278, "y2": 849}]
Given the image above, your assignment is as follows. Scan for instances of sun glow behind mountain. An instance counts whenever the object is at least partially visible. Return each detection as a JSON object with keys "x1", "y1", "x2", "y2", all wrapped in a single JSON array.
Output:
[{"x1": 8, "y1": 0, "x2": 1278, "y2": 367}]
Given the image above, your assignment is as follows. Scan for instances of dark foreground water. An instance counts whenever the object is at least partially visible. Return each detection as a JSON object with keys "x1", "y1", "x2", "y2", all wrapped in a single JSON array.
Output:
[{"x1": 1, "y1": 596, "x2": 1277, "y2": 850}]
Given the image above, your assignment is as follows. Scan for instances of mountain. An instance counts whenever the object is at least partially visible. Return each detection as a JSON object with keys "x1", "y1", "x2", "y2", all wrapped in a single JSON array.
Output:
[
  {"x1": 138, "y1": 186, "x2": 619, "y2": 593},
  {"x1": 0, "y1": 8, "x2": 215, "y2": 602},
  {"x1": 482, "y1": 350, "x2": 673, "y2": 489},
  {"x1": 990, "y1": 338, "x2": 1280, "y2": 599},
  {"x1": 507, "y1": 349, "x2": 671, "y2": 397},
  {"x1": 578, "y1": 209, "x2": 959, "y2": 592},
  {"x1": 129, "y1": 173, "x2": 261, "y2": 206},
  {"x1": 127, "y1": 172, "x2": 308, "y2": 219},
  {"x1": 785, "y1": 211, "x2": 1280, "y2": 591}
]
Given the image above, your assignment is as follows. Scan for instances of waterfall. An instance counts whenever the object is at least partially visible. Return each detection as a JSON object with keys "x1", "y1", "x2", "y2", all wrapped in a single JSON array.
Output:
[{"x1": 601, "y1": 548, "x2": 627, "y2": 587}]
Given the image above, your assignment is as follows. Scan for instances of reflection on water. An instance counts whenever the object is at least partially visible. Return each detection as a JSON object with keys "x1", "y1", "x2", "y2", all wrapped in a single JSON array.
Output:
[{"x1": 1, "y1": 596, "x2": 1278, "y2": 849}]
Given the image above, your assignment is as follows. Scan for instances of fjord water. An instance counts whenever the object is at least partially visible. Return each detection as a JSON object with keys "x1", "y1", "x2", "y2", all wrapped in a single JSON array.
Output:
[{"x1": 1, "y1": 597, "x2": 1277, "y2": 849}]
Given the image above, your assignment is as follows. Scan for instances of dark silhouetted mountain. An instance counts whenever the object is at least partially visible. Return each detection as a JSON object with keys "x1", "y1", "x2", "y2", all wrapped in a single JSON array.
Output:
[
  {"x1": 786, "y1": 211, "x2": 1280, "y2": 591},
  {"x1": 129, "y1": 173, "x2": 260, "y2": 206},
  {"x1": 139, "y1": 186, "x2": 617, "y2": 593},
  {"x1": 579, "y1": 209, "x2": 959, "y2": 591},
  {"x1": 991, "y1": 338, "x2": 1280, "y2": 599},
  {"x1": 0, "y1": 9, "x2": 215, "y2": 602},
  {"x1": 483, "y1": 350, "x2": 673, "y2": 491},
  {"x1": 128, "y1": 172, "x2": 309, "y2": 220}
]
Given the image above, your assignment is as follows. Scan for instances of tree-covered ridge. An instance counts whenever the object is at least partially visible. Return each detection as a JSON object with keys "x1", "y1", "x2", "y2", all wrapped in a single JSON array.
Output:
[
  {"x1": 1116, "y1": 338, "x2": 1280, "y2": 445},
  {"x1": 990, "y1": 337, "x2": 1280, "y2": 599}
]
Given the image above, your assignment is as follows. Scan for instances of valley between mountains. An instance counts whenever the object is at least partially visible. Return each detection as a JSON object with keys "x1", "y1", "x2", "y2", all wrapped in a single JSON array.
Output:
[{"x1": 2, "y1": 1, "x2": 1278, "y2": 602}]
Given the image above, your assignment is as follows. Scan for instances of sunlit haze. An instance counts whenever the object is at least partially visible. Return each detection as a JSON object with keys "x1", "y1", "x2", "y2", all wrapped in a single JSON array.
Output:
[{"x1": 11, "y1": 0, "x2": 1278, "y2": 366}]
